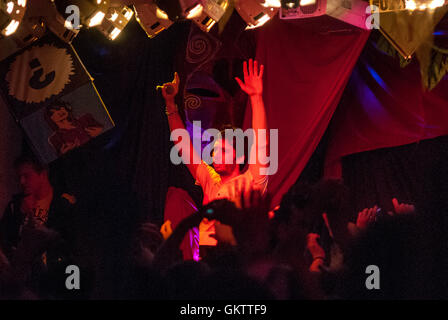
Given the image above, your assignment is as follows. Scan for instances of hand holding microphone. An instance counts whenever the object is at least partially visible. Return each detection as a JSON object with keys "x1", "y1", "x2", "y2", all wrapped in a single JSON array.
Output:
[{"x1": 157, "y1": 72, "x2": 180, "y2": 103}]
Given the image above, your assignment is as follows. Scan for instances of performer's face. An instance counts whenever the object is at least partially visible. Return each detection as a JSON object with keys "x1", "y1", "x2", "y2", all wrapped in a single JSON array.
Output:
[
  {"x1": 17, "y1": 164, "x2": 47, "y2": 196},
  {"x1": 213, "y1": 138, "x2": 238, "y2": 176},
  {"x1": 49, "y1": 106, "x2": 69, "y2": 124}
]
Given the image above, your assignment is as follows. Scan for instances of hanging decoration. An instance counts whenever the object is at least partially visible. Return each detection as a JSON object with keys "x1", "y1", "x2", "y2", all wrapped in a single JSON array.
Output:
[{"x1": 371, "y1": 0, "x2": 448, "y2": 89}]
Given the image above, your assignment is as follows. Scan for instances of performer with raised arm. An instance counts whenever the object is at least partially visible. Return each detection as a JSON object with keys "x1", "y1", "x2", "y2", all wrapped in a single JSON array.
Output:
[{"x1": 161, "y1": 59, "x2": 269, "y2": 249}]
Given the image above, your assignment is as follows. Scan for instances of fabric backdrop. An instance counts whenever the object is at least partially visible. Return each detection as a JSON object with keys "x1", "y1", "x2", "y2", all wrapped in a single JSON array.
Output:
[
  {"x1": 252, "y1": 16, "x2": 370, "y2": 207},
  {"x1": 325, "y1": 35, "x2": 448, "y2": 177}
]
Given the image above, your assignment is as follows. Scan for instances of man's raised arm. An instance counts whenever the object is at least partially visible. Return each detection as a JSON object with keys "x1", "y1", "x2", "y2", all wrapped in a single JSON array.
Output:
[
  {"x1": 235, "y1": 59, "x2": 269, "y2": 181},
  {"x1": 162, "y1": 72, "x2": 201, "y2": 180}
]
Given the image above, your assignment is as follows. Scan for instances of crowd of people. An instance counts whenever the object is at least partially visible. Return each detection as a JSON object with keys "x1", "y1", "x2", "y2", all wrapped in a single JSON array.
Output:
[
  {"x1": 0, "y1": 155, "x2": 445, "y2": 300},
  {"x1": 1, "y1": 59, "x2": 446, "y2": 300}
]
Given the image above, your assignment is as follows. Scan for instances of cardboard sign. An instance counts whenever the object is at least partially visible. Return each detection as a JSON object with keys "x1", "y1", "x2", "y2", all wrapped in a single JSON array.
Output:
[{"x1": 0, "y1": 33, "x2": 114, "y2": 163}]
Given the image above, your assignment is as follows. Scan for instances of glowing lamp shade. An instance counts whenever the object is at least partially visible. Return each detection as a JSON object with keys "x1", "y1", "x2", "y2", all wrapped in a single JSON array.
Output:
[
  {"x1": 46, "y1": 1, "x2": 80, "y2": 44},
  {"x1": 186, "y1": 0, "x2": 229, "y2": 33},
  {"x1": 97, "y1": 5, "x2": 134, "y2": 40},
  {"x1": 235, "y1": 0, "x2": 279, "y2": 29},
  {"x1": 134, "y1": 1, "x2": 174, "y2": 38},
  {"x1": 6, "y1": 16, "x2": 46, "y2": 48},
  {"x1": 4, "y1": 18, "x2": 18, "y2": 35},
  {"x1": 0, "y1": 0, "x2": 27, "y2": 37},
  {"x1": 88, "y1": 10, "x2": 106, "y2": 27},
  {"x1": 53, "y1": 0, "x2": 110, "y2": 29}
]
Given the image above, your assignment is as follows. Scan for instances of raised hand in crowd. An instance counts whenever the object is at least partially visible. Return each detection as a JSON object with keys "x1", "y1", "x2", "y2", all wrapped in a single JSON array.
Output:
[
  {"x1": 356, "y1": 205, "x2": 379, "y2": 230},
  {"x1": 306, "y1": 233, "x2": 326, "y2": 273},
  {"x1": 391, "y1": 198, "x2": 415, "y2": 216}
]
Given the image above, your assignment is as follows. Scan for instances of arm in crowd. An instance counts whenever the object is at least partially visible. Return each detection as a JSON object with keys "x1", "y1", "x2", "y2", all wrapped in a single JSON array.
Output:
[{"x1": 235, "y1": 59, "x2": 269, "y2": 181}]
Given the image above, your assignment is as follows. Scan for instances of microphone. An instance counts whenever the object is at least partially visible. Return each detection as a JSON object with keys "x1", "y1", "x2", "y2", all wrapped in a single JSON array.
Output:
[
  {"x1": 156, "y1": 84, "x2": 175, "y2": 95},
  {"x1": 165, "y1": 84, "x2": 175, "y2": 95}
]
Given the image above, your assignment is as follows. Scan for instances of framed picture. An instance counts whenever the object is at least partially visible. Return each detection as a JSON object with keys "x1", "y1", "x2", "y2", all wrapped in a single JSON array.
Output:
[{"x1": 0, "y1": 33, "x2": 114, "y2": 163}]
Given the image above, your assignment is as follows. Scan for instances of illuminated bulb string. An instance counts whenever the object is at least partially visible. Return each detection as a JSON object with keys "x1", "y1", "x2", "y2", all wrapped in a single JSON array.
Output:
[{"x1": 1, "y1": 0, "x2": 27, "y2": 36}]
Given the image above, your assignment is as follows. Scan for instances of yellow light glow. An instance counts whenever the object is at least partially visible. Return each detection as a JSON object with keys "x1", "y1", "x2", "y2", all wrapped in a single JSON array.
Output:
[
  {"x1": 187, "y1": 4, "x2": 203, "y2": 19},
  {"x1": 245, "y1": 14, "x2": 271, "y2": 29},
  {"x1": 206, "y1": 20, "x2": 216, "y2": 31},
  {"x1": 88, "y1": 11, "x2": 106, "y2": 26},
  {"x1": 301, "y1": 0, "x2": 317, "y2": 5},
  {"x1": 109, "y1": 27, "x2": 121, "y2": 40},
  {"x1": 4, "y1": 19, "x2": 20, "y2": 36},
  {"x1": 6, "y1": 1, "x2": 14, "y2": 14},
  {"x1": 64, "y1": 19, "x2": 74, "y2": 29},
  {"x1": 17, "y1": 0, "x2": 26, "y2": 7},
  {"x1": 124, "y1": 9, "x2": 134, "y2": 20},
  {"x1": 156, "y1": 8, "x2": 169, "y2": 20},
  {"x1": 262, "y1": 0, "x2": 281, "y2": 7},
  {"x1": 110, "y1": 12, "x2": 118, "y2": 21},
  {"x1": 406, "y1": 0, "x2": 417, "y2": 10},
  {"x1": 419, "y1": 4, "x2": 427, "y2": 9},
  {"x1": 428, "y1": 0, "x2": 445, "y2": 9}
]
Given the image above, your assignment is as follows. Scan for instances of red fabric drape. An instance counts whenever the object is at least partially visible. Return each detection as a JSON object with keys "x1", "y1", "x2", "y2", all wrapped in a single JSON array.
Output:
[
  {"x1": 251, "y1": 16, "x2": 370, "y2": 207},
  {"x1": 325, "y1": 40, "x2": 448, "y2": 178}
]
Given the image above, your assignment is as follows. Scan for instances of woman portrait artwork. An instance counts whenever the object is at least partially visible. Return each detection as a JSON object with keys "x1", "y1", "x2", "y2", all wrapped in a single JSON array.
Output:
[{"x1": 45, "y1": 100, "x2": 104, "y2": 155}]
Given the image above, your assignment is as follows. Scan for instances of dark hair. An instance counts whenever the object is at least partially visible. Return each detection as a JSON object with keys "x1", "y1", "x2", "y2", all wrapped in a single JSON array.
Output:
[
  {"x1": 215, "y1": 124, "x2": 249, "y2": 171},
  {"x1": 276, "y1": 182, "x2": 313, "y2": 226},
  {"x1": 45, "y1": 100, "x2": 74, "y2": 131},
  {"x1": 14, "y1": 154, "x2": 48, "y2": 173}
]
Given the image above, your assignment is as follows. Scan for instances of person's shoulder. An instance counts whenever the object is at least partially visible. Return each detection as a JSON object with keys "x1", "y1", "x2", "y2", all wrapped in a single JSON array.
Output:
[
  {"x1": 244, "y1": 168, "x2": 268, "y2": 187},
  {"x1": 195, "y1": 161, "x2": 221, "y2": 187},
  {"x1": 203, "y1": 162, "x2": 221, "y2": 182}
]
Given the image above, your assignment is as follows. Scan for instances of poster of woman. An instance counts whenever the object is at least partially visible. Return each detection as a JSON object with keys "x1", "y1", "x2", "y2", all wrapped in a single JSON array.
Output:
[
  {"x1": 45, "y1": 100, "x2": 104, "y2": 155},
  {"x1": 19, "y1": 83, "x2": 115, "y2": 164}
]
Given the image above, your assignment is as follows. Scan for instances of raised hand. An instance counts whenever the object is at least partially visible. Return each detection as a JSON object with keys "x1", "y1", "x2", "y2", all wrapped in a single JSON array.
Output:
[
  {"x1": 306, "y1": 233, "x2": 325, "y2": 260},
  {"x1": 391, "y1": 198, "x2": 415, "y2": 215},
  {"x1": 235, "y1": 59, "x2": 264, "y2": 97},
  {"x1": 307, "y1": 233, "x2": 326, "y2": 273},
  {"x1": 356, "y1": 206, "x2": 378, "y2": 230},
  {"x1": 160, "y1": 72, "x2": 180, "y2": 103}
]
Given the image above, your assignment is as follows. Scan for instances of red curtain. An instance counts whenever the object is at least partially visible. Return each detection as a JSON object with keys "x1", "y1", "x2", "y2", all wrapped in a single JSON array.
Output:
[
  {"x1": 251, "y1": 16, "x2": 370, "y2": 207},
  {"x1": 325, "y1": 40, "x2": 448, "y2": 178}
]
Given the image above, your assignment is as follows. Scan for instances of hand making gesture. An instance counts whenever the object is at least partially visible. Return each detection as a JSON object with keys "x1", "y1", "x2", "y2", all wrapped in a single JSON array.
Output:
[
  {"x1": 235, "y1": 59, "x2": 264, "y2": 97},
  {"x1": 161, "y1": 72, "x2": 180, "y2": 104}
]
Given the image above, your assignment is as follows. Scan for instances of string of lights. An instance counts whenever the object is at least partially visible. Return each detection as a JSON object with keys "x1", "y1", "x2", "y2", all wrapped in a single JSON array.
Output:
[{"x1": 0, "y1": 0, "x2": 447, "y2": 44}]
